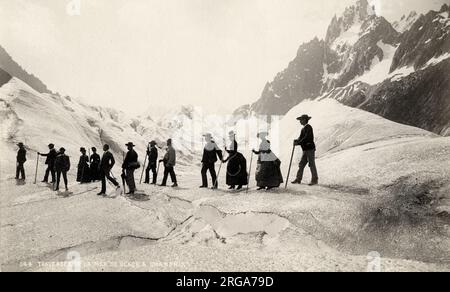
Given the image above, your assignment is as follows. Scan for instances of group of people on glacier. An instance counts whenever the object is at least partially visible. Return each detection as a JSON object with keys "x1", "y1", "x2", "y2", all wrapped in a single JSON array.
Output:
[{"x1": 14, "y1": 114, "x2": 319, "y2": 194}]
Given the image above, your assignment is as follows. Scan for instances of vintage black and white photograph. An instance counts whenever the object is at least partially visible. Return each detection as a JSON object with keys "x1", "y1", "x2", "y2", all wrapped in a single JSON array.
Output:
[{"x1": 0, "y1": 0, "x2": 449, "y2": 274}]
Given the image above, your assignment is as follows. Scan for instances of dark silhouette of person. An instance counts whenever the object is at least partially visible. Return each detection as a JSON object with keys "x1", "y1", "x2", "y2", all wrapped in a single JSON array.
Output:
[
  {"x1": 223, "y1": 131, "x2": 248, "y2": 190},
  {"x1": 98, "y1": 144, "x2": 120, "y2": 196},
  {"x1": 144, "y1": 141, "x2": 158, "y2": 184},
  {"x1": 89, "y1": 147, "x2": 101, "y2": 181},
  {"x1": 77, "y1": 147, "x2": 90, "y2": 183},
  {"x1": 252, "y1": 132, "x2": 283, "y2": 191},
  {"x1": 16, "y1": 142, "x2": 27, "y2": 180},
  {"x1": 122, "y1": 142, "x2": 138, "y2": 195},
  {"x1": 200, "y1": 133, "x2": 223, "y2": 189},
  {"x1": 292, "y1": 115, "x2": 318, "y2": 186},
  {"x1": 159, "y1": 139, "x2": 177, "y2": 187},
  {"x1": 54, "y1": 147, "x2": 71, "y2": 191},
  {"x1": 38, "y1": 143, "x2": 57, "y2": 183}
]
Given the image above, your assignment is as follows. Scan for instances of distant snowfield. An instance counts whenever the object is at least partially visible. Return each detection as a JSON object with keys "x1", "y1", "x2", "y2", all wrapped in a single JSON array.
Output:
[{"x1": 1, "y1": 83, "x2": 449, "y2": 271}]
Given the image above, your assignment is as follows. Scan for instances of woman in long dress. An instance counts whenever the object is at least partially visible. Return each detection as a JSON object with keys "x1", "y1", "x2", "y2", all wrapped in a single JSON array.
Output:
[
  {"x1": 223, "y1": 131, "x2": 248, "y2": 190},
  {"x1": 252, "y1": 132, "x2": 283, "y2": 191},
  {"x1": 77, "y1": 147, "x2": 90, "y2": 183}
]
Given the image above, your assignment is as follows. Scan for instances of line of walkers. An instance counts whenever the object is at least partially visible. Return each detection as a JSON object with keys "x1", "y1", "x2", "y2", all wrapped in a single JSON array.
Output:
[{"x1": 15, "y1": 114, "x2": 319, "y2": 193}]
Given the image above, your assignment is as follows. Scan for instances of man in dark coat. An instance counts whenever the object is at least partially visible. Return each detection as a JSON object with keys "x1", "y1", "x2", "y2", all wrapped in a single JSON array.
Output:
[
  {"x1": 77, "y1": 147, "x2": 90, "y2": 183},
  {"x1": 16, "y1": 142, "x2": 27, "y2": 180},
  {"x1": 122, "y1": 142, "x2": 139, "y2": 195},
  {"x1": 292, "y1": 115, "x2": 319, "y2": 186},
  {"x1": 98, "y1": 144, "x2": 120, "y2": 196},
  {"x1": 159, "y1": 139, "x2": 178, "y2": 187},
  {"x1": 38, "y1": 143, "x2": 57, "y2": 183},
  {"x1": 144, "y1": 141, "x2": 158, "y2": 184},
  {"x1": 89, "y1": 147, "x2": 101, "y2": 181},
  {"x1": 200, "y1": 133, "x2": 223, "y2": 189},
  {"x1": 54, "y1": 147, "x2": 71, "y2": 191}
]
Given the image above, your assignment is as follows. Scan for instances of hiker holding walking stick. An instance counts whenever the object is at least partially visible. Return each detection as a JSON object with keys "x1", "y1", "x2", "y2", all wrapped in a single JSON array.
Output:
[
  {"x1": 291, "y1": 115, "x2": 318, "y2": 186},
  {"x1": 143, "y1": 141, "x2": 158, "y2": 184},
  {"x1": 199, "y1": 133, "x2": 223, "y2": 190}
]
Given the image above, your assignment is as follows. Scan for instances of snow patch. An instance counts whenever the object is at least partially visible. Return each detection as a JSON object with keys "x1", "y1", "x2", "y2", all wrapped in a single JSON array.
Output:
[
  {"x1": 352, "y1": 41, "x2": 398, "y2": 85},
  {"x1": 425, "y1": 52, "x2": 450, "y2": 67},
  {"x1": 389, "y1": 66, "x2": 416, "y2": 82}
]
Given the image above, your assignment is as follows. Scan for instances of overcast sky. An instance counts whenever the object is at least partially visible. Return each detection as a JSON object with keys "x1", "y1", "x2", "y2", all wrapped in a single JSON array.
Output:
[{"x1": 0, "y1": 0, "x2": 447, "y2": 114}]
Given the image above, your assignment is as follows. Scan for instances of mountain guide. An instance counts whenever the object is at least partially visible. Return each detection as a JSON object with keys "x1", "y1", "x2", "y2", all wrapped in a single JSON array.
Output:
[
  {"x1": 16, "y1": 142, "x2": 27, "y2": 180},
  {"x1": 223, "y1": 131, "x2": 248, "y2": 190},
  {"x1": 292, "y1": 115, "x2": 319, "y2": 186},
  {"x1": 89, "y1": 147, "x2": 101, "y2": 181},
  {"x1": 97, "y1": 144, "x2": 120, "y2": 196},
  {"x1": 38, "y1": 143, "x2": 57, "y2": 184},
  {"x1": 144, "y1": 140, "x2": 158, "y2": 184},
  {"x1": 200, "y1": 133, "x2": 223, "y2": 189},
  {"x1": 252, "y1": 132, "x2": 283, "y2": 191},
  {"x1": 54, "y1": 147, "x2": 70, "y2": 191},
  {"x1": 122, "y1": 142, "x2": 139, "y2": 195},
  {"x1": 159, "y1": 139, "x2": 178, "y2": 187},
  {"x1": 77, "y1": 147, "x2": 90, "y2": 183}
]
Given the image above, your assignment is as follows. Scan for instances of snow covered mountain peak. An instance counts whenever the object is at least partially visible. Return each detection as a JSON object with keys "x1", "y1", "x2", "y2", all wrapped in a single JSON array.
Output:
[
  {"x1": 237, "y1": 0, "x2": 450, "y2": 136},
  {"x1": 325, "y1": 0, "x2": 376, "y2": 46}
]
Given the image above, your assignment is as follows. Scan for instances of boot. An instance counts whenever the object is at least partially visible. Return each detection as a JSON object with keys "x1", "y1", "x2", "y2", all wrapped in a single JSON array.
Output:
[
  {"x1": 308, "y1": 179, "x2": 318, "y2": 186},
  {"x1": 291, "y1": 179, "x2": 301, "y2": 184}
]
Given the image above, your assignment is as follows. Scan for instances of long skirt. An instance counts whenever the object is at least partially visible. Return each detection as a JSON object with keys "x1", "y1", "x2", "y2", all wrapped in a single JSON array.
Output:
[
  {"x1": 255, "y1": 159, "x2": 283, "y2": 188},
  {"x1": 226, "y1": 152, "x2": 248, "y2": 186},
  {"x1": 77, "y1": 164, "x2": 91, "y2": 183},
  {"x1": 90, "y1": 162, "x2": 101, "y2": 181}
]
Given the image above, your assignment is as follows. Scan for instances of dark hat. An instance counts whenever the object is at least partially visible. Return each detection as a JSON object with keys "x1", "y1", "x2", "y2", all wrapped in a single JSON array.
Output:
[
  {"x1": 59, "y1": 147, "x2": 66, "y2": 152},
  {"x1": 17, "y1": 142, "x2": 24, "y2": 147},
  {"x1": 80, "y1": 147, "x2": 86, "y2": 152},
  {"x1": 125, "y1": 142, "x2": 135, "y2": 147},
  {"x1": 48, "y1": 143, "x2": 55, "y2": 148},
  {"x1": 150, "y1": 140, "x2": 157, "y2": 146},
  {"x1": 297, "y1": 115, "x2": 312, "y2": 121}
]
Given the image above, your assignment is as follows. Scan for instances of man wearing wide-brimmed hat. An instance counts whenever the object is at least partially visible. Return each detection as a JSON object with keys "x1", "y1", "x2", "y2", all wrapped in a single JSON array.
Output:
[
  {"x1": 200, "y1": 133, "x2": 223, "y2": 189},
  {"x1": 16, "y1": 142, "x2": 27, "y2": 180},
  {"x1": 292, "y1": 114, "x2": 318, "y2": 186},
  {"x1": 122, "y1": 142, "x2": 139, "y2": 195},
  {"x1": 144, "y1": 140, "x2": 158, "y2": 184},
  {"x1": 38, "y1": 143, "x2": 57, "y2": 183}
]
